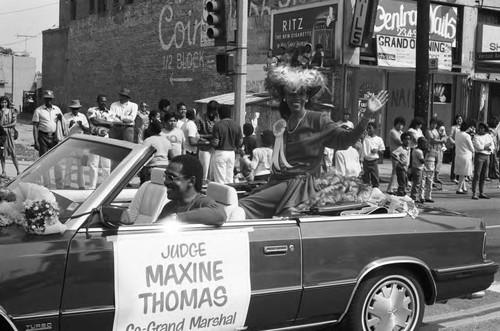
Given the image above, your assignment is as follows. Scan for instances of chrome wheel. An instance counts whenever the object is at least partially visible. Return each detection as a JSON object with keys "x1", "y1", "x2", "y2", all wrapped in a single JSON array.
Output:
[{"x1": 361, "y1": 275, "x2": 420, "y2": 331}]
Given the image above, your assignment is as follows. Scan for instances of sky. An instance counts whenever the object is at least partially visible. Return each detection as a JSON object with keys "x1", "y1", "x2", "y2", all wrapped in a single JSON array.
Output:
[{"x1": 0, "y1": 0, "x2": 59, "y2": 71}]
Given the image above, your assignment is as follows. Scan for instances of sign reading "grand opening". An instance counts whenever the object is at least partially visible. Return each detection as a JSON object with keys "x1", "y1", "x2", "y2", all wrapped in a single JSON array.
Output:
[{"x1": 374, "y1": 0, "x2": 458, "y2": 71}]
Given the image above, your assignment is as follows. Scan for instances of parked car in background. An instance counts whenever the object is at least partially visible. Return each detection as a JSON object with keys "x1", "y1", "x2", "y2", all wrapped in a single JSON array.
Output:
[{"x1": 0, "y1": 135, "x2": 496, "y2": 331}]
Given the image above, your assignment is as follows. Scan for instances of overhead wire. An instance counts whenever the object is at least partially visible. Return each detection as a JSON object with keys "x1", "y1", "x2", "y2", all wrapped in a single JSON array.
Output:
[
  {"x1": 0, "y1": 2, "x2": 58, "y2": 16},
  {"x1": 0, "y1": 2, "x2": 58, "y2": 49}
]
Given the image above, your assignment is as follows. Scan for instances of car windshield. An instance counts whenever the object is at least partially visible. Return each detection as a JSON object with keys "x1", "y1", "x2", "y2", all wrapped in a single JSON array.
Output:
[{"x1": 8, "y1": 138, "x2": 133, "y2": 222}]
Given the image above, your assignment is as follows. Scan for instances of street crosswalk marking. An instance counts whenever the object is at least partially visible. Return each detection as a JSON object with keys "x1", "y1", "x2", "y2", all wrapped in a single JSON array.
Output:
[
  {"x1": 421, "y1": 310, "x2": 500, "y2": 330},
  {"x1": 487, "y1": 282, "x2": 500, "y2": 293},
  {"x1": 486, "y1": 225, "x2": 500, "y2": 229},
  {"x1": 422, "y1": 302, "x2": 500, "y2": 330}
]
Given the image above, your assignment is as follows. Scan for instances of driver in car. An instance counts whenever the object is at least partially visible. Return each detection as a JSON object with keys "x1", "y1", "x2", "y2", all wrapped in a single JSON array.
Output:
[{"x1": 155, "y1": 155, "x2": 226, "y2": 226}]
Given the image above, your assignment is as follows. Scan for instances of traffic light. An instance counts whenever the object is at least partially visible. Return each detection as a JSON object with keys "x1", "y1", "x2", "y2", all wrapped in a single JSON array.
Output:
[
  {"x1": 216, "y1": 53, "x2": 234, "y2": 75},
  {"x1": 206, "y1": 0, "x2": 226, "y2": 46}
]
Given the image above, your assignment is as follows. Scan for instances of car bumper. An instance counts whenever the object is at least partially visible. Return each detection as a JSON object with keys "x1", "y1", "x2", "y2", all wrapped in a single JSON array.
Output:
[{"x1": 433, "y1": 260, "x2": 499, "y2": 302}]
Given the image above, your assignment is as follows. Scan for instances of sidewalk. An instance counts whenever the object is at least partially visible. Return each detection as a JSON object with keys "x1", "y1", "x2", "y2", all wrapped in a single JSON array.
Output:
[
  {"x1": 3, "y1": 160, "x2": 32, "y2": 179},
  {"x1": 378, "y1": 158, "x2": 500, "y2": 196}
]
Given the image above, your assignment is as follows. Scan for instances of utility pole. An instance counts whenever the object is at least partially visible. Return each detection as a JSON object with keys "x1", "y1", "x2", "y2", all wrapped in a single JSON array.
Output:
[
  {"x1": 234, "y1": 0, "x2": 248, "y2": 128},
  {"x1": 414, "y1": 0, "x2": 430, "y2": 122}
]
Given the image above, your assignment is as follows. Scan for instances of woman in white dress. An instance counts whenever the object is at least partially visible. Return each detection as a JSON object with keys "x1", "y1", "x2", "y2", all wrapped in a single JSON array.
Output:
[
  {"x1": 454, "y1": 121, "x2": 475, "y2": 194},
  {"x1": 449, "y1": 115, "x2": 463, "y2": 182}
]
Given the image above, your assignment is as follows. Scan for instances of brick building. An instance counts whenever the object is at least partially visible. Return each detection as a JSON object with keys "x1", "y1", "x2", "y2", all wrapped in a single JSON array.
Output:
[{"x1": 43, "y1": 0, "x2": 500, "y2": 138}]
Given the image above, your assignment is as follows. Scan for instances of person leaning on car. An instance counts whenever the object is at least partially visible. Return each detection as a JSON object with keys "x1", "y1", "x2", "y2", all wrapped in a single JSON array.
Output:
[{"x1": 155, "y1": 155, "x2": 226, "y2": 226}]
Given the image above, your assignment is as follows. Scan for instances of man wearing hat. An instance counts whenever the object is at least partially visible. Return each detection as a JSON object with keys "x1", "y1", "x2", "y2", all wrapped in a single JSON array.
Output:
[
  {"x1": 109, "y1": 88, "x2": 138, "y2": 142},
  {"x1": 32, "y1": 90, "x2": 64, "y2": 155},
  {"x1": 64, "y1": 100, "x2": 90, "y2": 136},
  {"x1": 32, "y1": 89, "x2": 64, "y2": 187},
  {"x1": 63, "y1": 100, "x2": 90, "y2": 189}
]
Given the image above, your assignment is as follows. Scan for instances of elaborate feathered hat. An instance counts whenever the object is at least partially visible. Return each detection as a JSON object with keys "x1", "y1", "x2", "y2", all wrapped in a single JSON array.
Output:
[{"x1": 264, "y1": 66, "x2": 327, "y2": 100}]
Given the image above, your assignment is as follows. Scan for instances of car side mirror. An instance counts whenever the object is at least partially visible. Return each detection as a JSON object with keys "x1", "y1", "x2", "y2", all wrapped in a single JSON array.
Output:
[{"x1": 95, "y1": 205, "x2": 128, "y2": 228}]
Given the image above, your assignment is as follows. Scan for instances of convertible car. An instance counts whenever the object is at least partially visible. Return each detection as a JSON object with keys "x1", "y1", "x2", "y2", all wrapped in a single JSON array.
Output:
[{"x1": 0, "y1": 135, "x2": 497, "y2": 331}]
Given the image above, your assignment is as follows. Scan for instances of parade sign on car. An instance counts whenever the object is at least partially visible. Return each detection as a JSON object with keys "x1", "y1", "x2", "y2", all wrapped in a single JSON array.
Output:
[{"x1": 110, "y1": 229, "x2": 251, "y2": 331}]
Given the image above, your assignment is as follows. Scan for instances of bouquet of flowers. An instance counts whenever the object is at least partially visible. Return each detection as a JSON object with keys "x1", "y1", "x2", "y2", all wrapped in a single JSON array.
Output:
[
  {"x1": 23, "y1": 199, "x2": 62, "y2": 235},
  {"x1": 0, "y1": 183, "x2": 67, "y2": 235}
]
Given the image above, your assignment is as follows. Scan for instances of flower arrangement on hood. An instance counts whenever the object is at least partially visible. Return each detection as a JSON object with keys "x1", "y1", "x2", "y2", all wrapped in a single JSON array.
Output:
[
  {"x1": 0, "y1": 183, "x2": 66, "y2": 235},
  {"x1": 296, "y1": 171, "x2": 419, "y2": 218}
]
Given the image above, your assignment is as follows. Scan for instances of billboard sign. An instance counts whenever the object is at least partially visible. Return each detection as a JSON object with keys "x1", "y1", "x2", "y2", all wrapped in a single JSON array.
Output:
[
  {"x1": 271, "y1": 2, "x2": 340, "y2": 59},
  {"x1": 477, "y1": 24, "x2": 500, "y2": 63},
  {"x1": 374, "y1": 0, "x2": 457, "y2": 70}
]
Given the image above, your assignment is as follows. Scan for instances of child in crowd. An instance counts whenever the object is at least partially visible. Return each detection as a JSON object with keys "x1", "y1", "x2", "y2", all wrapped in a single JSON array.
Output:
[
  {"x1": 411, "y1": 137, "x2": 426, "y2": 202},
  {"x1": 242, "y1": 123, "x2": 257, "y2": 158},
  {"x1": 391, "y1": 132, "x2": 412, "y2": 196},
  {"x1": 422, "y1": 144, "x2": 438, "y2": 203},
  {"x1": 333, "y1": 126, "x2": 362, "y2": 177},
  {"x1": 361, "y1": 122, "x2": 385, "y2": 188},
  {"x1": 242, "y1": 130, "x2": 275, "y2": 182}
]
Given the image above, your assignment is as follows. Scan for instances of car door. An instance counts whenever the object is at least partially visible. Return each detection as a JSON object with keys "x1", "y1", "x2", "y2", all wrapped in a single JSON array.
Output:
[
  {"x1": 228, "y1": 219, "x2": 302, "y2": 330},
  {"x1": 60, "y1": 217, "x2": 302, "y2": 331},
  {"x1": 59, "y1": 211, "x2": 119, "y2": 331}
]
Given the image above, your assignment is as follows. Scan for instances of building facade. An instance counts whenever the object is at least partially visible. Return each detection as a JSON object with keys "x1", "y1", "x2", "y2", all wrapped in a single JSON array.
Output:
[{"x1": 44, "y1": 0, "x2": 500, "y2": 137}]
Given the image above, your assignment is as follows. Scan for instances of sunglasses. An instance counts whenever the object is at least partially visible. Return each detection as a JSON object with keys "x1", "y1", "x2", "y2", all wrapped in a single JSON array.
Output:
[{"x1": 163, "y1": 173, "x2": 187, "y2": 182}]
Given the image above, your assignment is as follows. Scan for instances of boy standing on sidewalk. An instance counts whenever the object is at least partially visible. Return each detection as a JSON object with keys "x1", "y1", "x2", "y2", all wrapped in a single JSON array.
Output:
[
  {"x1": 361, "y1": 122, "x2": 385, "y2": 188},
  {"x1": 391, "y1": 132, "x2": 412, "y2": 196},
  {"x1": 422, "y1": 145, "x2": 437, "y2": 203},
  {"x1": 411, "y1": 137, "x2": 426, "y2": 202}
]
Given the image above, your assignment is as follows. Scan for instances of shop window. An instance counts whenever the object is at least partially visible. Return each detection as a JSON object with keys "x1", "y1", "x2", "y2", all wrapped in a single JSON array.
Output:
[
  {"x1": 98, "y1": 0, "x2": 106, "y2": 15},
  {"x1": 89, "y1": 0, "x2": 95, "y2": 14},
  {"x1": 433, "y1": 83, "x2": 452, "y2": 104}
]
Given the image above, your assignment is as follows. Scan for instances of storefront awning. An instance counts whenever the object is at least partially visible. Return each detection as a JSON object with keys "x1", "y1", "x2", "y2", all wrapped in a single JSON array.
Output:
[{"x1": 194, "y1": 92, "x2": 272, "y2": 106}]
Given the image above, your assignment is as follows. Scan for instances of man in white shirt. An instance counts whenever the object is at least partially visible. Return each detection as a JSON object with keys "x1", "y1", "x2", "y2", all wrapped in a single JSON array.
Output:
[
  {"x1": 32, "y1": 90, "x2": 64, "y2": 156},
  {"x1": 361, "y1": 122, "x2": 385, "y2": 188},
  {"x1": 109, "y1": 88, "x2": 138, "y2": 142},
  {"x1": 87, "y1": 94, "x2": 116, "y2": 189},
  {"x1": 63, "y1": 100, "x2": 90, "y2": 189},
  {"x1": 32, "y1": 90, "x2": 64, "y2": 188}
]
